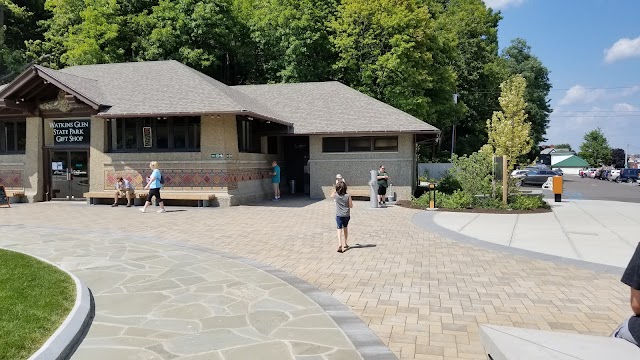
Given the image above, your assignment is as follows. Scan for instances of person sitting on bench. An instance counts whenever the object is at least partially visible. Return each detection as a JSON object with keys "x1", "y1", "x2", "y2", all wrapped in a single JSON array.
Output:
[{"x1": 112, "y1": 177, "x2": 135, "y2": 207}]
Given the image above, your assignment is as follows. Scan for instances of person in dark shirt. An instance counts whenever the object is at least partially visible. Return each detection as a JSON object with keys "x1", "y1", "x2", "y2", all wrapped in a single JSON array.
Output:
[{"x1": 612, "y1": 243, "x2": 640, "y2": 346}]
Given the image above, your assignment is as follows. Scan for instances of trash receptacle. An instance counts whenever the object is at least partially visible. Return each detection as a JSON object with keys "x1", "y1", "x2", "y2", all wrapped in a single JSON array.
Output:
[{"x1": 290, "y1": 179, "x2": 296, "y2": 194}]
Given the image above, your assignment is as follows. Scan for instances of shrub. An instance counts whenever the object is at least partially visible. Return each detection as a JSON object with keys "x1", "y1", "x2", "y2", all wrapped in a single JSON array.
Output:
[
  {"x1": 450, "y1": 144, "x2": 493, "y2": 198},
  {"x1": 509, "y1": 194, "x2": 549, "y2": 210},
  {"x1": 473, "y1": 195, "x2": 505, "y2": 209},
  {"x1": 436, "y1": 170, "x2": 461, "y2": 195},
  {"x1": 440, "y1": 190, "x2": 472, "y2": 209}
]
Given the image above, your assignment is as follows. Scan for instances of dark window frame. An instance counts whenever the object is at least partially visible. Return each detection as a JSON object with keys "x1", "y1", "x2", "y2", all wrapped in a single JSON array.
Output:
[
  {"x1": 107, "y1": 116, "x2": 201, "y2": 153},
  {"x1": 0, "y1": 119, "x2": 27, "y2": 154},
  {"x1": 322, "y1": 136, "x2": 398, "y2": 153},
  {"x1": 237, "y1": 117, "x2": 262, "y2": 153}
]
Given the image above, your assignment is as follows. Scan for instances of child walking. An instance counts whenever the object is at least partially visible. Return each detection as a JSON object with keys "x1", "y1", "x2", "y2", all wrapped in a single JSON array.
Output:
[{"x1": 332, "y1": 181, "x2": 353, "y2": 253}]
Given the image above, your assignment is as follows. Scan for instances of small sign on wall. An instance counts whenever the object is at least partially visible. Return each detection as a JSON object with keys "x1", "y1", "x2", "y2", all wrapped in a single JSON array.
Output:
[{"x1": 143, "y1": 127, "x2": 152, "y2": 148}]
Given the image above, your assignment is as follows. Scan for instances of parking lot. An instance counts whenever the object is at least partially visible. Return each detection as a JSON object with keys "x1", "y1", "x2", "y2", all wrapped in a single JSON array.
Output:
[{"x1": 553, "y1": 175, "x2": 640, "y2": 203}]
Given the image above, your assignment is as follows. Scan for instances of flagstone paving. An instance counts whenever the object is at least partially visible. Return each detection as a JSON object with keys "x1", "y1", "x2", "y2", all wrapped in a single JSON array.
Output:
[{"x1": 1, "y1": 199, "x2": 632, "y2": 360}]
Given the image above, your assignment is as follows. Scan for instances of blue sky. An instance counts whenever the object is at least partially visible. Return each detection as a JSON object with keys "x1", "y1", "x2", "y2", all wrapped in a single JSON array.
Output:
[{"x1": 485, "y1": 0, "x2": 640, "y2": 153}]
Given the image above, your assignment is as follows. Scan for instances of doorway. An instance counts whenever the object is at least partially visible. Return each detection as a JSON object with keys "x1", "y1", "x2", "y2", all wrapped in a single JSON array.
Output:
[
  {"x1": 48, "y1": 150, "x2": 89, "y2": 200},
  {"x1": 283, "y1": 136, "x2": 310, "y2": 195}
]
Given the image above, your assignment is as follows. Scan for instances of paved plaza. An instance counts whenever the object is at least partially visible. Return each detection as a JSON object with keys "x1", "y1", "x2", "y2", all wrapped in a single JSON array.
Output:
[
  {"x1": 0, "y1": 199, "x2": 634, "y2": 360},
  {"x1": 430, "y1": 199, "x2": 640, "y2": 268}
]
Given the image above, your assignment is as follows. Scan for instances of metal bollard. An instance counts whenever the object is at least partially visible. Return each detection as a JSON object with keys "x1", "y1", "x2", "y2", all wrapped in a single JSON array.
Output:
[{"x1": 369, "y1": 170, "x2": 379, "y2": 208}]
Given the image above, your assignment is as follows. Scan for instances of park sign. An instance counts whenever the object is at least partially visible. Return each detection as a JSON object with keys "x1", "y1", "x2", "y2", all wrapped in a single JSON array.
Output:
[{"x1": 51, "y1": 120, "x2": 90, "y2": 146}]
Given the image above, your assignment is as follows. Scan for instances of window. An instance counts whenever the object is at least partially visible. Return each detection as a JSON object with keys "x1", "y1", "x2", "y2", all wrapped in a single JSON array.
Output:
[
  {"x1": 267, "y1": 136, "x2": 278, "y2": 154},
  {"x1": 237, "y1": 117, "x2": 261, "y2": 153},
  {"x1": 0, "y1": 119, "x2": 26, "y2": 154},
  {"x1": 322, "y1": 136, "x2": 398, "y2": 153},
  {"x1": 108, "y1": 116, "x2": 200, "y2": 152}
]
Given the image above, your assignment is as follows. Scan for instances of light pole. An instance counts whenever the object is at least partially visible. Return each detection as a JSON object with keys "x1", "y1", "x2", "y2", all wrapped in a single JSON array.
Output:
[{"x1": 451, "y1": 93, "x2": 458, "y2": 158}]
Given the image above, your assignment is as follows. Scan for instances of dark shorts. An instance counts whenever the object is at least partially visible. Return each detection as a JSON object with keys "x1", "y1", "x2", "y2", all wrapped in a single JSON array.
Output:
[
  {"x1": 146, "y1": 188, "x2": 162, "y2": 203},
  {"x1": 336, "y1": 216, "x2": 350, "y2": 229},
  {"x1": 378, "y1": 186, "x2": 387, "y2": 195}
]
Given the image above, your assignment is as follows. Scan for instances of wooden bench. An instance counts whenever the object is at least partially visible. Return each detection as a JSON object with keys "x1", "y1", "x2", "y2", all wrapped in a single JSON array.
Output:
[
  {"x1": 4, "y1": 189, "x2": 26, "y2": 203},
  {"x1": 84, "y1": 191, "x2": 217, "y2": 207},
  {"x1": 480, "y1": 324, "x2": 640, "y2": 360}
]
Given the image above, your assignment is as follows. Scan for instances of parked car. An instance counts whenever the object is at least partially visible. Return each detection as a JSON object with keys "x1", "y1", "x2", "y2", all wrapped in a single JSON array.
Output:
[
  {"x1": 617, "y1": 168, "x2": 640, "y2": 183},
  {"x1": 591, "y1": 169, "x2": 603, "y2": 179},
  {"x1": 516, "y1": 169, "x2": 558, "y2": 186},
  {"x1": 596, "y1": 169, "x2": 610, "y2": 180},
  {"x1": 553, "y1": 169, "x2": 563, "y2": 176},
  {"x1": 608, "y1": 169, "x2": 621, "y2": 182}
]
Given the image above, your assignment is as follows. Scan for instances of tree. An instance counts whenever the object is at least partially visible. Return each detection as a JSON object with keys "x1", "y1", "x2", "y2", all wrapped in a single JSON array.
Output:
[
  {"x1": 431, "y1": 0, "x2": 502, "y2": 156},
  {"x1": 499, "y1": 38, "x2": 552, "y2": 158},
  {"x1": 554, "y1": 143, "x2": 572, "y2": 151},
  {"x1": 330, "y1": 0, "x2": 457, "y2": 130},
  {"x1": 487, "y1": 74, "x2": 532, "y2": 166},
  {"x1": 234, "y1": 0, "x2": 337, "y2": 83},
  {"x1": 0, "y1": 0, "x2": 30, "y2": 78},
  {"x1": 611, "y1": 148, "x2": 626, "y2": 168},
  {"x1": 579, "y1": 128, "x2": 611, "y2": 166},
  {"x1": 135, "y1": 0, "x2": 242, "y2": 82}
]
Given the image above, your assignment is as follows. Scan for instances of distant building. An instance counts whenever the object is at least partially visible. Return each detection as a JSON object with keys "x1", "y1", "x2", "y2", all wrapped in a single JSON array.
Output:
[{"x1": 539, "y1": 146, "x2": 576, "y2": 166}]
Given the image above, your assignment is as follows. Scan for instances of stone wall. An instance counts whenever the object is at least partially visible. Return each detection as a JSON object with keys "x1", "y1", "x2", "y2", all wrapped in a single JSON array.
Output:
[
  {"x1": 89, "y1": 114, "x2": 277, "y2": 206},
  {"x1": 308, "y1": 133, "x2": 415, "y2": 200}
]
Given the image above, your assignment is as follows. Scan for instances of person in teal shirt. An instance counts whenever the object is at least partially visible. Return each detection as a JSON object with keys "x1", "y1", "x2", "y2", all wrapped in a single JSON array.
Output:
[{"x1": 271, "y1": 160, "x2": 281, "y2": 201}]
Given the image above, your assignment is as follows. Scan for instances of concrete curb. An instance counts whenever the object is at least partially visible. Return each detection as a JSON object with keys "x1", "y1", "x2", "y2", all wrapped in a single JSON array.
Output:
[
  {"x1": 412, "y1": 211, "x2": 625, "y2": 276},
  {"x1": 0, "y1": 248, "x2": 95, "y2": 360}
]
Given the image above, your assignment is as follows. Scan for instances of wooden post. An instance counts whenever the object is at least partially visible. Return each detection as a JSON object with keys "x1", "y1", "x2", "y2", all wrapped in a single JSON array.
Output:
[{"x1": 502, "y1": 156, "x2": 508, "y2": 206}]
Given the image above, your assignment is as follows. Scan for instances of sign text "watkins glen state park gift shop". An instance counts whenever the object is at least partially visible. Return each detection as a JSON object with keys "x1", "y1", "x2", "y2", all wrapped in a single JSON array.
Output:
[{"x1": 51, "y1": 120, "x2": 91, "y2": 145}]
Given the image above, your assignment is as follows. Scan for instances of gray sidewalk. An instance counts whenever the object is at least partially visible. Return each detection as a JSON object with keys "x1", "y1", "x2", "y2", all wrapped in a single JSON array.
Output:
[{"x1": 430, "y1": 199, "x2": 639, "y2": 268}]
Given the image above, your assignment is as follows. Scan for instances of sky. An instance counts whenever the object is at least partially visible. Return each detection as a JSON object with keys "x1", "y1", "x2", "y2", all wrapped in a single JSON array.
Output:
[{"x1": 484, "y1": 0, "x2": 640, "y2": 153}]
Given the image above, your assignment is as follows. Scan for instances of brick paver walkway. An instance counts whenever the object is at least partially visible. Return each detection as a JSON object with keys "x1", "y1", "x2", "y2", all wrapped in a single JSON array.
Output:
[{"x1": 2, "y1": 199, "x2": 631, "y2": 360}]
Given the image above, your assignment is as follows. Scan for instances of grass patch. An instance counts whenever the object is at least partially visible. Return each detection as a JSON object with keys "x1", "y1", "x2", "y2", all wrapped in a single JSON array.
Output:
[{"x1": 0, "y1": 249, "x2": 75, "y2": 360}]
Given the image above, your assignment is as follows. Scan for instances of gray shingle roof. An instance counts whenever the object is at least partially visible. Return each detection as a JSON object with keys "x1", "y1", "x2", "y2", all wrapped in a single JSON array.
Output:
[
  {"x1": 36, "y1": 65, "x2": 109, "y2": 107},
  {"x1": 1, "y1": 60, "x2": 439, "y2": 135},
  {"x1": 233, "y1": 82, "x2": 439, "y2": 134},
  {"x1": 58, "y1": 60, "x2": 291, "y2": 125},
  {"x1": 0, "y1": 84, "x2": 6, "y2": 92}
]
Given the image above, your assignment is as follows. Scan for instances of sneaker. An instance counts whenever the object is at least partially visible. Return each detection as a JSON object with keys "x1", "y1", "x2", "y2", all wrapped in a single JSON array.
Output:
[
  {"x1": 157, "y1": 209, "x2": 166, "y2": 213},
  {"x1": 139, "y1": 208, "x2": 146, "y2": 213},
  {"x1": 126, "y1": 204, "x2": 131, "y2": 207},
  {"x1": 272, "y1": 198, "x2": 278, "y2": 201},
  {"x1": 111, "y1": 203, "x2": 118, "y2": 207}
]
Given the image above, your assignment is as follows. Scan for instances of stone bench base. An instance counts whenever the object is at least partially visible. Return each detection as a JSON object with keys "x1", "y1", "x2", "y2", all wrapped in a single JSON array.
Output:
[{"x1": 480, "y1": 324, "x2": 640, "y2": 360}]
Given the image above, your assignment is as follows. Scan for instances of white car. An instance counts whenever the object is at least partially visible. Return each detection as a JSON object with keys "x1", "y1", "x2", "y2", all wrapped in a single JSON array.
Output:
[{"x1": 608, "y1": 169, "x2": 621, "y2": 181}]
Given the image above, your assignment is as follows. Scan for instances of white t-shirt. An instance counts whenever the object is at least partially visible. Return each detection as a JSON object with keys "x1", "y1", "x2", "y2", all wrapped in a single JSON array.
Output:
[{"x1": 115, "y1": 179, "x2": 134, "y2": 191}]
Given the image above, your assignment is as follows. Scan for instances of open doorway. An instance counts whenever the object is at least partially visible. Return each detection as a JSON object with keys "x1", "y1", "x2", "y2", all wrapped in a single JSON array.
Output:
[{"x1": 283, "y1": 136, "x2": 310, "y2": 195}]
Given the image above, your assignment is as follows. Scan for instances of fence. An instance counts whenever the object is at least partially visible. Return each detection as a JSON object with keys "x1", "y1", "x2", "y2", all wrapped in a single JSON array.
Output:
[{"x1": 417, "y1": 163, "x2": 453, "y2": 180}]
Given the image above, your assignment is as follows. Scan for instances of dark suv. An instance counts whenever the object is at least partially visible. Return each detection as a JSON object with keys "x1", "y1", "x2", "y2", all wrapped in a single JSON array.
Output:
[{"x1": 618, "y1": 168, "x2": 640, "y2": 183}]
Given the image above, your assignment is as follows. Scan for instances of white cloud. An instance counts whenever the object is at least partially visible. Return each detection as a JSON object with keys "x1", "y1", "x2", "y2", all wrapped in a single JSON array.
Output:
[
  {"x1": 558, "y1": 85, "x2": 606, "y2": 106},
  {"x1": 558, "y1": 85, "x2": 640, "y2": 106},
  {"x1": 604, "y1": 36, "x2": 640, "y2": 63},
  {"x1": 483, "y1": 0, "x2": 525, "y2": 10},
  {"x1": 613, "y1": 102, "x2": 639, "y2": 112}
]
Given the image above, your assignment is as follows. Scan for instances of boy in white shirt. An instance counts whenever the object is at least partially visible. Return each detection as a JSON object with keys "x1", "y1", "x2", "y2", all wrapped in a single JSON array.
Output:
[{"x1": 113, "y1": 177, "x2": 135, "y2": 207}]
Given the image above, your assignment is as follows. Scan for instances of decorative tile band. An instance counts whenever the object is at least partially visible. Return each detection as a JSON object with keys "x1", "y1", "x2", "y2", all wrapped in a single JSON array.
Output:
[
  {"x1": 104, "y1": 168, "x2": 272, "y2": 191},
  {"x1": 0, "y1": 170, "x2": 24, "y2": 188}
]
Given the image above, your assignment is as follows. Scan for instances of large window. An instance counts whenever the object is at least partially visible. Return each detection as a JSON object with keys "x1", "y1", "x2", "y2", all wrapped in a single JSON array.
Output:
[
  {"x1": 237, "y1": 117, "x2": 261, "y2": 153},
  {"x1": 322, "y1": 136, "x2": 398, "y2": 153},
  {"x1": 108, "y1": 116, "x2": 200, "y2": 152},
  {"x1": 0, "y1": 119, "x2": 26, "y2": 154}
]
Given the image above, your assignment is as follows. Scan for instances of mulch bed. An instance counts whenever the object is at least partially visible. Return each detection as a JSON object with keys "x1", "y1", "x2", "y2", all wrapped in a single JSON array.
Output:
[{"x1": 395, "y1": 200, "x2": 551, "y2": 214}]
